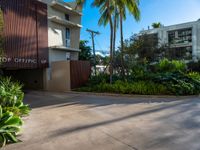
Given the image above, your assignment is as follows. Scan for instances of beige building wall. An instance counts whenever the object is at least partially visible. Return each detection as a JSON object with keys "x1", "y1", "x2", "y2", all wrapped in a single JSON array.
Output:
[
  {"x1": 38, "y1": 0, "x2": 82, "y2": 91},
  {"x1": 45, "y1": 61, "x2": 71, "y2": 91}
]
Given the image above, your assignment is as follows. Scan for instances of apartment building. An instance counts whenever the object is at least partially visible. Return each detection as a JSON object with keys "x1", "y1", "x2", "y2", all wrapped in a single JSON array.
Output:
[
  {"x1": 139, "y1": 20, "x2": 200, "y2": 61},
  {"x1": 0, "y1": 0, "x2": 89, "y2": 91}
]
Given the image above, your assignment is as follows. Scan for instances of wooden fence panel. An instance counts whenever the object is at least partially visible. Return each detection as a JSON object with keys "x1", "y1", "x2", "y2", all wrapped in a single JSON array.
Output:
[{"x1": 70, "y1": 61, "x2": 91, "y2": 89}]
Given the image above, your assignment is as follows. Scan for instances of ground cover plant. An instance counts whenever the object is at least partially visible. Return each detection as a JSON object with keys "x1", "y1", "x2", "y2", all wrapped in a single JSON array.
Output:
[{"x1": 0, "y1": 77, "x2": 30, "y2": 147}]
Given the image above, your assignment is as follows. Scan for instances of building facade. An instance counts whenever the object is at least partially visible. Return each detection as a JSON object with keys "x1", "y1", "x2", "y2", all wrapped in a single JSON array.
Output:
[
  {"x1": 139, "y1": 20, "x2": 200, "y2": 61},
  {"x1": 0, "y1": 0, "x2": 86, "y2": 91}
]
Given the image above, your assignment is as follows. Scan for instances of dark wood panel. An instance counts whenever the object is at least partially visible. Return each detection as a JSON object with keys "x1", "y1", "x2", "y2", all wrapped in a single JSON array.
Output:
[
  {"x1": 70, "y1": 61, "x2": 91, "y2": 89},
  {"x1": 0, "y1": 0, "x2": 48, "y2": 69},
  {"x1": 36, "y1": 2, "x2": 49, "y2": 68}
]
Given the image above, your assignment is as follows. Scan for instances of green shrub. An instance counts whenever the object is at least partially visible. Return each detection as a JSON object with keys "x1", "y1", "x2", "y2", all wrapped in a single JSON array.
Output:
[
  {"x1": 0, "y1": 106, "x2": 23, "y2": 147},
  {"x1": 0, "y1": 77, "x2": 24, "y2": 107},
  {"x1": 0, "y1": 77, "x2": 30, "y2": 116},
  {"x1": 156, "y1": 58, "x2": 186, "y2": 72},
  {"x1": 77, "y1": 80, "x2": 168, "y2": 95},
  {"x1": 153, "y1": 72, "x2": 200, "y2": 95},
  {"x1": 187, "y1": 72, "x2": 200, "y2": 81}
]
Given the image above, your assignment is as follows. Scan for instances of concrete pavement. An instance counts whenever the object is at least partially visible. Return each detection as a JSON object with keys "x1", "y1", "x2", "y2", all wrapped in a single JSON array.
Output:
[{"x1": 4, "y1": 91, "x2": 200, "y2": 150}]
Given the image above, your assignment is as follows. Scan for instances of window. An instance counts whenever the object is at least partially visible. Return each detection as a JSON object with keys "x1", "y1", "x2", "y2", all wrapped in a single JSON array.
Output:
[
  {"x1": 168, "y1": 28, "x2": 192, "y2": 44},
  {"x1": 65, "y1": 14, "x2": 69, "y2": 21},
  {"x1": 168, "y1": 46, "x2": 192, "y2": 60},
  {"x1": 66, "y1": 28, "x2": 70, "y2": 47},
  {"x1": 66, "y1": 52, "x2": 70, "y2": 60}
]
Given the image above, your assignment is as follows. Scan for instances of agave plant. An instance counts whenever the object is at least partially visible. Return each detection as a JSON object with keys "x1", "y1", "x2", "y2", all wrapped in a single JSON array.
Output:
[{"x1": 0, "y1": 106, "x2": 23, "y2": 147}]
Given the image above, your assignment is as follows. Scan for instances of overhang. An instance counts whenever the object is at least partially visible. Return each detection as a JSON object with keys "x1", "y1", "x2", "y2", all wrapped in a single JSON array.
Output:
[
  {"x1": 51, "y1": 1, "x2": 82, "y2": 16},
  {"x1": 50, "y1": 46, "x2": 81, "y2": 52},
  {"x1": 49, "y1": 16, "x2": 82, "y2": 28}
]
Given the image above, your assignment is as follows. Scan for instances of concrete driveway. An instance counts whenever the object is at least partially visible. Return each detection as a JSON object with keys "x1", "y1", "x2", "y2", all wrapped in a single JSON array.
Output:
[{"x1": 4, "y1": 91, "x2": 200, "y2": 150}]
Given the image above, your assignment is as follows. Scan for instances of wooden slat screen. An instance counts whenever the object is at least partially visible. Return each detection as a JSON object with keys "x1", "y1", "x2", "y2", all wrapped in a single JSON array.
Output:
[{"x1": 0, "y1": 0, "x2": 48, "y2": 69}]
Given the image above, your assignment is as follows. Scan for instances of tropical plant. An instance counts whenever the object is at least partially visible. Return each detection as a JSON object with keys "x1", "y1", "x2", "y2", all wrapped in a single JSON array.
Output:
[
  {"x1": 0, "y1": 77, "x2": 24, "y2": 107},
  {"x1": 156, "y1": 58, "x2": 186, "y2": 73},
  {"x1": 187, "y1": 72, "x2": 200, "y2": 81},
  {"x1": 152, "y1": 22, "x2": 162, "y2": 28},
  {"x1": 92, "y1": 0, "x2": 115, "y2": 83},
  {"x1": 77, "y1": 0, "x2": 140, "y2": 83},
  {"x1": 0, "y1": 106, "x2": 23, "y2": 147},
  {"x1": 0, "y1": 77, "x2": 30, "y2": 116},
  {"x1": 117, "y1": 0, "x2": 140, "y2": 77}
]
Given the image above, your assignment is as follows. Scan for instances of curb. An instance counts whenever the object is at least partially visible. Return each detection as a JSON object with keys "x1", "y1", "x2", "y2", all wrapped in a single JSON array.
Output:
[{"x1": 25, "y1": 90, "x2": 200, "y2": 99}]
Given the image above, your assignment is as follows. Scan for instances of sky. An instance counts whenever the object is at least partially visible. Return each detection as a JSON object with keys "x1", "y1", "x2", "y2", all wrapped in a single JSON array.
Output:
[{"x1": 67, "y1": 0, "x2": 200, "y2": 52}]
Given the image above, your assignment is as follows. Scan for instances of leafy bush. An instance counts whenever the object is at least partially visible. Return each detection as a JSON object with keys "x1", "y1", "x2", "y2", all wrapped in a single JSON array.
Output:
[
  {"x1": 156, "y1": 58, "x2": 186, "y2": 72},
  {"x1": 0, "y1": 77, "x2": 24, "y2": 107},
  {"x1": 187, "y1": 72, "x2": 200, "y2": 81},
  {"x1": 0, "y1": 106, "x2": 23, "y2": 147},
  {"x1": 77, "y1": 71, "x2": 200, "y2": 95},
  {"x1": 153, "y1": 72, "x2": 200, "y2": 95},
  {"x1": 0, "y1": 77, "x2": 30, "y2": 116},
  {"x1": 77, "y1": 80, "x2": 168, "y2": 95},
  {"x1": 77, "y1": 58, "x2": 200, "y2": 96}
]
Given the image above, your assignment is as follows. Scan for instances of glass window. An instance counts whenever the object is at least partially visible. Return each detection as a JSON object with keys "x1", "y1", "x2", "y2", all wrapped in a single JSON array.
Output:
[
  {"x1": 65, "y1": 14, "x2": 69, "y2": 21},
  {"x1": 66, "y1": 28, "x2": 70, "y2": 47},
  {"x1": 168, "y1": 28, "x2": 192, "y2": 44}
]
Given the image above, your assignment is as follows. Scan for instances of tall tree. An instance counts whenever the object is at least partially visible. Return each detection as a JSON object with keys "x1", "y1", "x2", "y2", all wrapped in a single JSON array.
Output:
[
  {"x1": 90, "y1": 0, "x2": 115, "y2": 83},
  {"x1": 117, "y1": 0, "x2": 140, "y2": 76},
  {"x1": 113, "y1": 7, "x2": 119, "y2": 56}
]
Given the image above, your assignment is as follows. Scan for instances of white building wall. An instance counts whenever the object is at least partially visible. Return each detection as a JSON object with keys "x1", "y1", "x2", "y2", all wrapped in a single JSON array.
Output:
[{"x1": 140, "y1": 20, "x2": 200, "y2": 60}]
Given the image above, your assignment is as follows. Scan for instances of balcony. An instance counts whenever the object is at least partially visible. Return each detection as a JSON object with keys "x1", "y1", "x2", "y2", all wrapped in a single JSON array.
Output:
[
  {"x1": 50, "y1": 46, "x2": 81, "y2": 52},
  {"x1": 49, "y1": 16, "x2": 82, "y2": 28},
  {"x1": 169, "y1": 42, "x2": 192, "y2": 48},
  {"x1": 51, "y1": 1, "x2": 82, "y2": 16}
]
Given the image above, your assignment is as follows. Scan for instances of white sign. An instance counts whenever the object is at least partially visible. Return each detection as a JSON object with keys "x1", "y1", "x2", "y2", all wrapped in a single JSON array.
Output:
[{"x1": 0, "y1": 57, "x2": 47, "y2": 64}]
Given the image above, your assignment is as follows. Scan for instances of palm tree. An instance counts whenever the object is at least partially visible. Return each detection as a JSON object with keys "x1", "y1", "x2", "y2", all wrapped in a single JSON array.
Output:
[
  {"x1": 113, "y1": 7, "x2": 119, "y2": 56},
  {"x1": 152, "y1": 22, "x2": 161, "y2": 28},
  {"x1": 117, "y1": 0, "x2": 140, "y2": 77},
  {"x1": 75, "y1": 0, "x2": 140, "y2": 82},
  {"x1": 79, "y1": 0, "x2": 115, "y2": 83}
]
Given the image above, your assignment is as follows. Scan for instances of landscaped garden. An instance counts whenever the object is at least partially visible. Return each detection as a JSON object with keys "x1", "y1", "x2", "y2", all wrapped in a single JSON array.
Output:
[
  {"x1": 76, "y1": 58, "x2": 200, "y2": 95},
  {"x1": 78, "y1": 32, "x2": 200, "y2": 96}
]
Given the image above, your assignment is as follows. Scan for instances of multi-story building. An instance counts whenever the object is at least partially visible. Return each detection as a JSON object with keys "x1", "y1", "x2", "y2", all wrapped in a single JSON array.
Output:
[
  {"x1": 0, "y1": 0, "x2": 89, "y2": 91},
  {"x1": 139, "y1": 20, "x2": 200, "y2": 61}
]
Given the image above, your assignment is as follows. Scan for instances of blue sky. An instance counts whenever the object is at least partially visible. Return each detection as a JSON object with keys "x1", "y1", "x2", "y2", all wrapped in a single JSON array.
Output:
[{"x1": 68, "y1": 0, "x2": 200, "y2": 51}]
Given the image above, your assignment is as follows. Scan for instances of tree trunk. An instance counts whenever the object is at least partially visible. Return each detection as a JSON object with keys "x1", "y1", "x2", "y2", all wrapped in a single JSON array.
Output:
[
  {"x1": 109, "y1": 19, "x2": 113, "y2": 84},
  {"x1": 113, "y1": 9, "x2": 117, "y2": 56},
  {"x1": 120, "y1": 12, "x2": 125, "y2": 78},
  {"x1": 107, "y1": 1, "x2": 113, "y2": 84}
]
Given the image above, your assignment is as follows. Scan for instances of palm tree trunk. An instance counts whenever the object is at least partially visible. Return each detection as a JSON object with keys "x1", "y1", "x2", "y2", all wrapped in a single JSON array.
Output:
[
  {"x1": 113, "y1": 9, "x2": 117, "y2": 56},
  {"x1": 107, "y1": 1, "x2": 113, "y2": 84},
  {"x1": 109, "y1": 19, "x2": 114, "y2": 84},
  {"x1": 120, "y1": 12, "x2": 125, "y2": 78}
]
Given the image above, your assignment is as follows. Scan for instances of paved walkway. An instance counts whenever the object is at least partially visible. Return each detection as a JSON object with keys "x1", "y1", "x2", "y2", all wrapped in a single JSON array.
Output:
[{"x1": 4, "y1": 91, "x2": 200, "y2": 150}]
